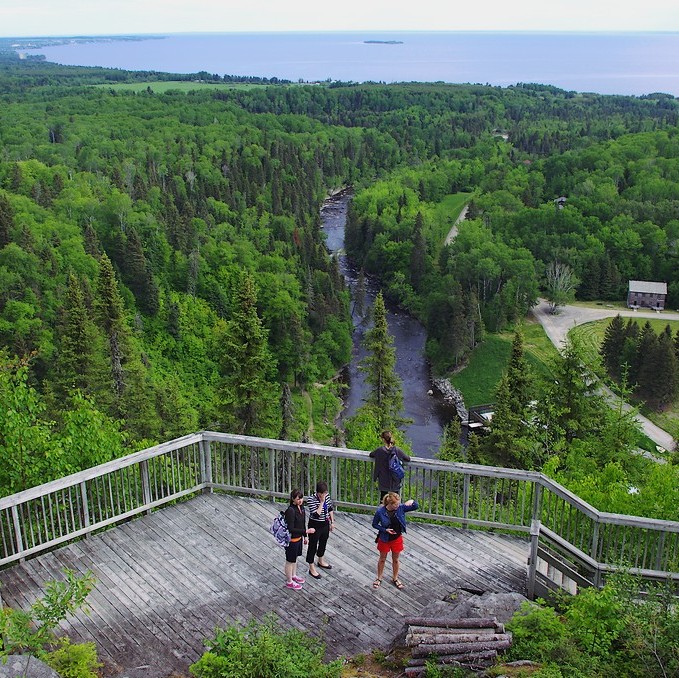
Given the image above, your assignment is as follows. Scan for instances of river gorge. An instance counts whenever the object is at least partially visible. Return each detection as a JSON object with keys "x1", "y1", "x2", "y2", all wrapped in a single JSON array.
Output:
[{"x1": 321, "y1": 191, "x2": 455, "y2": 458}]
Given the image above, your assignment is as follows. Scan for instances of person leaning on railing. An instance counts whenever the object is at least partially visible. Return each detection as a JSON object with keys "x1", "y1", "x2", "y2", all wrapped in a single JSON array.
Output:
[{"x1": 369, "y1": 430, "x2": 411, "y2": 500}]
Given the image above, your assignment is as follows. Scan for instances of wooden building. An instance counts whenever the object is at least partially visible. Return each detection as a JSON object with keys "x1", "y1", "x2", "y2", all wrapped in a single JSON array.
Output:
[{"x1": 627, "y1": 280, "x2": 668, "y2": 310}]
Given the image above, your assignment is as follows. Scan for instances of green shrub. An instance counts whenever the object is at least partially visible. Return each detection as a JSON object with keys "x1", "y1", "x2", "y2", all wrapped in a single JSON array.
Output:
[
  {"x1": 505, "y1": 576, "x2": 679, "y2": 677},
  {"x1": 506, "y1": 601, "x2": 583, "y2": 671},
  {"x1": 45, "y1": 638, "x2": 102, "y2": 678},
  {"x1": 189, "y1": 615, "x2": 342, "y2": 678}
]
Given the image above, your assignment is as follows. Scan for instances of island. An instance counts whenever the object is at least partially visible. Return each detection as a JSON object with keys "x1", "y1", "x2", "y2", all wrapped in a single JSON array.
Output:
[{"x1": 363, "y1": 40, "x2": 404, "y2": 45}]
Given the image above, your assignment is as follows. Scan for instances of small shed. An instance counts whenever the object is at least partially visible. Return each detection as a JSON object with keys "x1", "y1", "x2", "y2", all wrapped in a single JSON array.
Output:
[{"x1": 627, "y1": 280, "x2": 667, "y2": 310}]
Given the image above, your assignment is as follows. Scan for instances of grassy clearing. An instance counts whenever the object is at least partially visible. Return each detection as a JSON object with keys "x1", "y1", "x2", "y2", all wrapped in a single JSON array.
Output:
[
  {"x1": 448, "y1": 322, "x2": 555, "y2": 407},
  {"x1": 96, "y1": 81, "x2": 271, "y2": 93},
  {"x1": 430, "y1": 192, "x2": 471, "y2": 244}
]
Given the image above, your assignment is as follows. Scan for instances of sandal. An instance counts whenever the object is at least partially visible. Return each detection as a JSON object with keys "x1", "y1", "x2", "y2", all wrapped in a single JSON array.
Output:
[
  {"x1": 372, "y1": 579, "x2": 382, "y2": 589},
  {"x1": 392, "y1": 579, "x2": 405, "y2": 590}
]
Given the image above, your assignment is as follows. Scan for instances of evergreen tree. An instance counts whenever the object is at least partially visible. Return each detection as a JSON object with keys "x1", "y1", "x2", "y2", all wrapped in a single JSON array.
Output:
[
  {"x1": 51, "y1": 273, "x2": 104, "y2": 402},
  {"x1": 83, "y1": 222, "x2": 101, "y2": 259},
  {"x1": 0, "y1": 192, "x2": 14, "y2": 249},
  {"x1": 217, "y1": 272, "x2": 279, "y2": 436},
  {"x1": 124, "y1": 228, "x2": 159, "y2": 316},
  {"x1": 486, "y1": 329, "x2": 537, "y2": 467},
  {"x1": 638, "y1": 329, "x2": 678, "y2": 409},
  {"x1": 600, "y1": 314, "x2": 626, "y2": 379},
  {"x1": 94, "y1": 254, "x2": 127, "y2": 401},
  {"x1": 409, "y1": 211, "x2": 426, "y2": 292},
  {"x1": 359, "y1": 292, "x2": 405, "y2": 431},
  {"x1": 437, "y1": 418, "x2": 463, "y2": 462},
  {"x1": 543, "y1": 336, "x2": 603, "y2": 444},
  {"x1": 635, "y1": 322, "x2": 658, "y2": 395},
  {"x1": 622, "y1": 320, "x2": 642, "y2": 384},
  {"x1": 94, "y1": 255, "x2": 157, "y2": 438},
  {"x1": 577, "y1": 254, "x2": 601, "y2": 300}
]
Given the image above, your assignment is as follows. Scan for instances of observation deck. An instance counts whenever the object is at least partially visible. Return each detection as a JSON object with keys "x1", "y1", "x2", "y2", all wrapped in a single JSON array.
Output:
[
  {"x1": 2, "y1": 432, "x2": 678, "y2": 676},
  {"x1": 0, "y1": 492, "x2": 527, "y2": 677}
]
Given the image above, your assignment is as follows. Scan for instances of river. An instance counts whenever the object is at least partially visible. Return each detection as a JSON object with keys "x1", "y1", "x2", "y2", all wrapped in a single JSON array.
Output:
[{"x1": 321, "y1": 191, "x2": 455, "y2": 459}]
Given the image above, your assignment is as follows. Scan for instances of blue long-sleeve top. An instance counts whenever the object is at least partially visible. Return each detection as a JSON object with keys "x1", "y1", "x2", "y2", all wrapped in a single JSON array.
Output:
[{"x1": 372, "y1": 500, "x2": 419, "y2": 542}]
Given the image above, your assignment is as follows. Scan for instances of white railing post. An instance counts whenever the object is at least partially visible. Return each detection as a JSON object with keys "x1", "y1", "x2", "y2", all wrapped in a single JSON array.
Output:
[
  {"x1": 590, "y1": 521, "x2": 601, "y2": 587},
  {"x1": 331, "y1": 457, "x2": 338, "y2": 502},
  {"x1": 527, "y1": 518, "x2": 541, "y2": 599},
  {"x1": 79, "y1": 481, "x2": 91, "y2": 538},
  {"x1": 140, "y1": 459, "x2": 152, "y2": 514},
  {"x1": 11, "y1": 505, "x2": 23, "y2": 560},
  {"x1": 462, "y1": 473, "x2": 470, "y2": 528},
  {"x1": 199, "y1": 437, "x2": 213, "y2": 494},
  {"x1": 268, "y1": 448, "x2": 276, "y2": 501}
]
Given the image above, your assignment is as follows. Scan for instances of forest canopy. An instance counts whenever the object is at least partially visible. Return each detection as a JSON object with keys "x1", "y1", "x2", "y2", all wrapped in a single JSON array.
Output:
[{"x1": 1, "y1": 58, "x2": 678, "y2": 495}]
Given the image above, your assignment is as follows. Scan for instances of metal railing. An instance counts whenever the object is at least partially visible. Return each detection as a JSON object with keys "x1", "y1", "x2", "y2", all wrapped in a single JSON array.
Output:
[{"x1": 1, "y1": 432, "x2": 678, "y2": 597}]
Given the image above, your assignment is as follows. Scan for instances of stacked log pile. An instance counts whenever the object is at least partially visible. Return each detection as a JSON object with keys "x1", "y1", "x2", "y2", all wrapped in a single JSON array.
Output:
[{"x1": 402, "y1": 616, "x2": 511, "y2": 675}]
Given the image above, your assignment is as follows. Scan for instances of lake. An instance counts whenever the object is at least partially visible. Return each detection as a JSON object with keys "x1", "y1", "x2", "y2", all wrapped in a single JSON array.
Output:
[{"x1": 25, "y1": 31, "x2": 679, "y2": 96}]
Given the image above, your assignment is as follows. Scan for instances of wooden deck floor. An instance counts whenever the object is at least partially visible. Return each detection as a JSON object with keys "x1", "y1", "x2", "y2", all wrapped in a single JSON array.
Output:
[{"x1": 0, "y1": 494, "x2": 528, "y2": 677}]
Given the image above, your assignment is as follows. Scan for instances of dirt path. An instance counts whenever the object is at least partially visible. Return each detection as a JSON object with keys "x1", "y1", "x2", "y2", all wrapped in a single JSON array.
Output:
[
  {"x1": 531, "y1": 298, "x2": 678, "y2": 451},
  {"x1": 444, "y1": 204, "x2": 469, "y2": 245}
]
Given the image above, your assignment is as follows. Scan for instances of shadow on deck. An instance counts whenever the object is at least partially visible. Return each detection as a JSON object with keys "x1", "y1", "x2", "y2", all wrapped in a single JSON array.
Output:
[{"x1": 0, "y1": 493, "x2": 528, "y2": 677}]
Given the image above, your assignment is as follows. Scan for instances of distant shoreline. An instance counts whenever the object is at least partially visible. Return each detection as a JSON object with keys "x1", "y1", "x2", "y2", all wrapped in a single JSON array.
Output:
[{"x1": 363, "y1": 40, "x2": 403, "y2": 45}]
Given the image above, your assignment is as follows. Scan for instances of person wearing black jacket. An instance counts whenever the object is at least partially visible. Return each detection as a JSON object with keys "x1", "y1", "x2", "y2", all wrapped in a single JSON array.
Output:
[
  {"x1": 369, "y1": 430, "x2": 411, "y2": 499},
  {"x1": 283, "y1": 489, "x2": 315, "y2": 590}
]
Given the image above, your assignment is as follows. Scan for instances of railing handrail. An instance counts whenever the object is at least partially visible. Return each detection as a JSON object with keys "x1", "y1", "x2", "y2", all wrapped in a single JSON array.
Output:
[
  {"x1": 0, "y1": 433, "x2": 204, "y2": 511},
  {"x1": 3, "y1": 431, "x2": 677, "y2": 532},
  {"x1": 3, "y1": 431, "x2": 679, "y2": 593}
]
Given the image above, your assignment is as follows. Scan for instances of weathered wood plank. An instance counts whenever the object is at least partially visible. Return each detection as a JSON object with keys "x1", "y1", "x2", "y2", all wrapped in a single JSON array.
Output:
[{"x1": 0, "y1": 493, "x2": 527, "y2": 678}]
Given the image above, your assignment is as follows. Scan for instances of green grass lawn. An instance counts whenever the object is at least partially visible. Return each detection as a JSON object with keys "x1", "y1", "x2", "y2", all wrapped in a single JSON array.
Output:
[
  {"x1": 431, "y1": 192, "x2": 472, "y2": 244},
  {"x1": 449, "y1": 320, "x2": 558, "y2": 407},
  {"x1": 96, "y1": 81, "x2": 272, "y2": 93}
]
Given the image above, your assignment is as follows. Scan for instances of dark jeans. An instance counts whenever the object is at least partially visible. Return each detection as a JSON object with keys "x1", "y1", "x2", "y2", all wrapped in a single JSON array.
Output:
[{"x1": 305, "y1": 519, "x2": 330, "y2": 564}]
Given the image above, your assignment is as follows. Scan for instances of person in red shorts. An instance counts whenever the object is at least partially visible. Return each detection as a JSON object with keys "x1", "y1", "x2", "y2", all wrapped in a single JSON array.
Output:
[{"x1": 371, "y1": 491, "x2": 419, "y2": 591}]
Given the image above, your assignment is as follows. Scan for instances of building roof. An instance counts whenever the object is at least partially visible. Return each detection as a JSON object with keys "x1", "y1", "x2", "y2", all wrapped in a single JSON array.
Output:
[{"x1": 628, "y1": 280, "x2": 668, "y2": 294}]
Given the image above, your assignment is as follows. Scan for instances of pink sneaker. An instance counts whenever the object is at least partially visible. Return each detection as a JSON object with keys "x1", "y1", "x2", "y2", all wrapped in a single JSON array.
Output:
[
  {"x1": 286, "y1": 581, "x2": 302, "y2": 590},
  {"x1": 292, "y1": 576, "x2": 306, "y2": 584}
]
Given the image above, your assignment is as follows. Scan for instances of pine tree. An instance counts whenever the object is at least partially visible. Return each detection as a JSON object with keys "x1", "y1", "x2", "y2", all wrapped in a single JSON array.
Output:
[
  {"x1": 94, "y1": 255, "x2": 126, "y2": 401},
  {"x1": 93, "y1": 255, "x2": 158, "y2": 438},
  {"x1": 124, "y1": 228, "x2": 159, "y2": 316},
  {"x1": 52, "y1": 273, "x2": 103, "y2": 401},
  {"x1": 487, "y1": 329, "x2": 537, "y2": 467},
  {"x1": 635, "y1": 322, "x2": 658, "y2": 396},
  {"x1": 217, "y1": 272, "x2": 279, "y2": 436},
  {"x1": 409, "y1": 211, "x2": 427, "y2": 291},
  {"x1": 600, "y1": 314, "x2": 626, "y2": 379},
  {"x1": 544, "y1": 335, "x2": 603, "y2": 443},
  {"x1": 0, "y1": 192, "x2": 14, "y2": 249},
  {"x1": 638, "y1": 329, "x2": 678, "y2": 409},
  {"x1": 360, "y1": 292, "x2": 405, "y2": 431},
  {"x1": 622, "y1": 320, "x2": 642, "y2": 384},
  {"x1": 437, "y1": 418, "x2": 463, "y2": 462}
]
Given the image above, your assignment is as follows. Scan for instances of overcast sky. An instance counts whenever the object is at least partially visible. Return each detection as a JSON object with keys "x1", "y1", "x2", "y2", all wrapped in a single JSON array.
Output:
[{"x1": 2, "y1": 0, "x2": 679, "y2": 37}]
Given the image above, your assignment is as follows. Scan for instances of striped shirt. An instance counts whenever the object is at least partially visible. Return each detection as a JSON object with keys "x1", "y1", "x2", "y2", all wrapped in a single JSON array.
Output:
[{"x1": 305, "y1": 493, "x2": 334, "y2": 522}]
